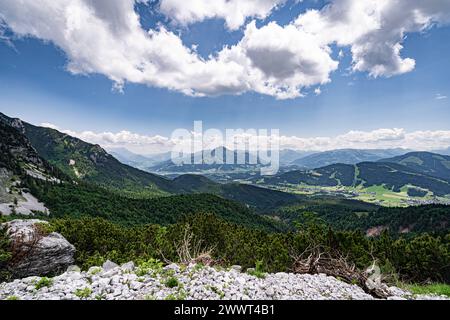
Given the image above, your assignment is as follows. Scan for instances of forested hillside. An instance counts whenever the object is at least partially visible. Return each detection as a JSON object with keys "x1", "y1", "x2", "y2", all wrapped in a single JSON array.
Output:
[
  {"x1": 261, "y1": 162, "x2": 450, "y2": 196},
  {"x1": 277, "y1": 200, "x2": 450, "y2": 236},
  {"x1": 381, "y1": 152, "x2": 450, "y2": 181},
  {"x1": 23, "y1": 176, "x2": 285, "y2": 232}
]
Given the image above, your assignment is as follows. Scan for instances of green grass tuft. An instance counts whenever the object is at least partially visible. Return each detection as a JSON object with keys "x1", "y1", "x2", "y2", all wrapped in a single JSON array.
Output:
[
  {"x1": 247, "y1": 260, "x2": 266, "y2": 279},
  {"x1": 35, "y1": 277, "x2": 53, "y2": 290},
  {"x1": 164, "y1": 277, "x2": 179, "y2": 288},
  {"x1": 74, "y1": 287, "x2": 93, "y2": 299}
]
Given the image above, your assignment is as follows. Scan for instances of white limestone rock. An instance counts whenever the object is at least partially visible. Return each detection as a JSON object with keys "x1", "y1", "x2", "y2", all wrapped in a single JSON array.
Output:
[{"x1": 2, "y1": 220, "x2": 75, "y2": 278}]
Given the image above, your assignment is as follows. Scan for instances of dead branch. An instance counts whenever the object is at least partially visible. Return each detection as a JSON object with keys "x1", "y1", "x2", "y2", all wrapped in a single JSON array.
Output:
[
  {"x1": 8, "y1": 225, "x2": 44, "y2": 270},
  {"x1": 167, "y1": 224, "x2": 217, "y2": 266},
  {"x1": 291, "y1": 245, "x2": 389, "y2": 299}
]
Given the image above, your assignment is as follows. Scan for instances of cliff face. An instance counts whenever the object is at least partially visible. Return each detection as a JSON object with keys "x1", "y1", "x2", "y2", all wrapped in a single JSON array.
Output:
[
  {"x1": 0, "y1": 120, "x2": 47, "y2": 175},
  {"x1": 0, "y1": 117, "x2": 64, "y2": 216}
]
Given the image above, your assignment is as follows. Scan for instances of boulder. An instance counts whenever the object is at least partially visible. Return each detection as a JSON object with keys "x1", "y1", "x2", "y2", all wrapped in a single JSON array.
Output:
[
  {"x1": 103, "y1": 260, "x2": 119, "y2": 272},
  {"x1": 2, "y1": 219, "x2": 75, "y2": 278},
  {"x1": 66, "y1": 265, "x2": 81, "y2": 273},
  {"x1": 231, "y1": 265, "x2": 242, "y2": 272},
  {"x1": 121, "y1": 261, "x2": 135, "y2": 272}
]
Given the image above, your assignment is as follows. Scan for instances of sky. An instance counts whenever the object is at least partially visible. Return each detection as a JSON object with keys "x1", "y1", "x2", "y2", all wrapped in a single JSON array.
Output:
[{"x1": 0, "y1": 0, "x2": 450, "y2": 154}]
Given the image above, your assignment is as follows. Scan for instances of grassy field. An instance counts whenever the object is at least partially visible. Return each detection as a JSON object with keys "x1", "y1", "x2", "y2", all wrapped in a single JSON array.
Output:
[
  {"x1": 260, "y1": 183, "x2": 450, "y2": 207},
  {"x1": 355, "y1": 185, "x2": 409, "y2": 206},
  {"x1": 402, "y1": 283, "x2": 450, "y2": 297},
  {"x1": 354, "y1": 184, "x2": 448, "y2": 207}
]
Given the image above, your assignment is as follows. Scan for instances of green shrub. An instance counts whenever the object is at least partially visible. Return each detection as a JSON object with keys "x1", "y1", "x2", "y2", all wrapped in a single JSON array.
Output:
[
  {"x1": 46, "y1": 213, "x2": 450, "y2": 284},
  {"x1": 74, "y1": 287, "x2": 93, "y2": 299},
  {"x1": 88, "y1": 267, "x2": 102, "y2": 275},
  {"x1": 247, "y1": 260, "x2": 266, "y2": 279},
  {"x1": 0, "y1": 226, "x2": 12, "y2": 282},
  {"x1": 165, "y1": 277, "x2": 179, "y2": 288},
  {"x1": 34, "y1": 222, "x2": 55, "y2": 237},
  {"x1": 136, "y1": 258, "x2": 164, "y2": 277},
  {"x1": 35, "y1": 277, "x2": 53, "y2": 290}
]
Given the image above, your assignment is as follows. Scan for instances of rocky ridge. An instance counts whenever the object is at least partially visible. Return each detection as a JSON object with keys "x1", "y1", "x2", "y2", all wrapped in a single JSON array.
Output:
[{"x1": 0, "y1": 261, "x2": 447, "y2": 301}]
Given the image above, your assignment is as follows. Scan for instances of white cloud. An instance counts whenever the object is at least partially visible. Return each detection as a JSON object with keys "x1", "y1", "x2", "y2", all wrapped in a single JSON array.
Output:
[
  {"x1": 226, "y1": 21, "x2": 338, "y2": 98},
  {"x1": 278, "y1": 128, "x2": 409, "y2": 151},
  {"x1": 1, "y1": 0, "x2": 449, "y2": 99},
  {"x1": 436, "y1": 93, "x2": 448, "y2": 100},
  {"x1": 296, "y1": 0, "x2": 450, "y2": 77},
  {"x1": 41, "y1": 123, "x2": 175, "y2": 154},
  {"x1": 158, "y1": 0, "x2": 285, "y2": 30},
  {"x1": 278, "y1": 128, "x2": 450, "y2": 151},
  {"x1": 0, "y1": 0, "x2": 337, "y2": 99},
  {"x1": 41, "y1": 123, "x2": 450, "y2": 154}
]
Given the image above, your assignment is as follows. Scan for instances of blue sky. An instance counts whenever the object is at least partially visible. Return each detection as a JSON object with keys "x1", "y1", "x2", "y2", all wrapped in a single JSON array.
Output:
[{"x1": 0, "y1": 0, "x2": 449, "y2": 153}]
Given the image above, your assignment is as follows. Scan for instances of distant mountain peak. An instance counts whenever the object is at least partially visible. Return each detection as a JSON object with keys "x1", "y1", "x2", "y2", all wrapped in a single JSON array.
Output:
[{"x1": 380, "y1": 151, "x2": 450, "y2": 182}]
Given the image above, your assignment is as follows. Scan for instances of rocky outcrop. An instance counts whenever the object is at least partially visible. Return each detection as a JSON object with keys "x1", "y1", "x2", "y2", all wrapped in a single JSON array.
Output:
[
  {"x1": 0, "y1": 262, "x2": 448, "y2": 301},
  {"x1": 2, "y1": 220, "x2": 75, "y2": 278}
]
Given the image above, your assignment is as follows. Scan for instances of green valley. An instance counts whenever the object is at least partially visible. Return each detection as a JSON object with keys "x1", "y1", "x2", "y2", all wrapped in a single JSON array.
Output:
[{"x1": 256, "y1": 161, "x2": 450, "y2": 207}]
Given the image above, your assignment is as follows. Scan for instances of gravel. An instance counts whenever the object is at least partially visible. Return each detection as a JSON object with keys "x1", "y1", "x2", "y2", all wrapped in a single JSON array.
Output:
[{"x1": 0, "y1": 262, "x2": 448, "y2": 301}]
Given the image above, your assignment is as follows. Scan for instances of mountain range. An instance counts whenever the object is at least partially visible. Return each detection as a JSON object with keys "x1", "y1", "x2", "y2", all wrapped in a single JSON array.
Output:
[
  {"x1": 123, "y1": 146, "x2": 417, "y2": 183},
  {"x1": 148, "y1": 147, "x2": 266, "y2": 173},
  {"x1": 259, "y1": 153, "x2": 450, "y2": 197},
  {"x1": 1, "y1": 111, "x2": 450, "y2": 236},
  {"x1": 118, "y1": 146, "x2": 419, "y2": 180},
  {"x1": 108, "y1": 147, "x2": 172, "y2": 171},
  {"x1": 110, "y1": 147, "x2": 313, "y2": 171},
  {"x1": 3, "y1": 111, "x2": 450, "y2": 205},
  {"x1": 289, "y1": 148, "x2": 412, "y2": 169},
  {"x1": 0, "y1": 112, "x2": 299, "y2": 211},
  {"x1": 109, "y1": 147, "x2": 450, "y2": 176}
]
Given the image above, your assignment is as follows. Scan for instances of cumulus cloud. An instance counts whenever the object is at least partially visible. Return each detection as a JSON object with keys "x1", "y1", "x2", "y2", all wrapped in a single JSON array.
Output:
[
  {"x1": 277, "y1": 128, "x2": 407, "y2": 151},
  {"x1": 279, "y1": 128, "x2": 450, "y2": 151},
  {"x1": 0, "y1": 0, "x2": 338, "y2": 99},
  {"x1": 1, "y1": 0, "x2": 449, "y2": 99},
  {"x1": 158, "y1": 0, "x2": 285, "y2": 30},
  {"x1": 41, "y1": 123, "x2": 450, "y2": 154},
  {"x1": 41, "y1": 123, "x2": 175, "y2": 154},
  {"x1": 238, "y1": 21, "x2": 338, "y2": 98},
  {"x1": 296, "y1": 0, "x2": 450, "y2": 77}
]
